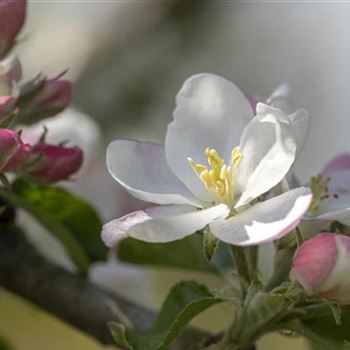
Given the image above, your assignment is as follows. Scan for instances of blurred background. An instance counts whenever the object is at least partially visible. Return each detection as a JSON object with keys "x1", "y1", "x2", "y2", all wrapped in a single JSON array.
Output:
[{"x1": 1, "y1": 1, "x2": 350, "y2": 349}]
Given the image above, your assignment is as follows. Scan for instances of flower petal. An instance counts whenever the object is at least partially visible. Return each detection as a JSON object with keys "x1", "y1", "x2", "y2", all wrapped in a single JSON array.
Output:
[
  {"x1": 107, "y1": 140, "x2": 200, "y2": 206},
  {"x1": 102, "y1": 204, "x2": 229, "y2": 246},
  {"x1": 210, "y1": 187, "x2": 312, "y2": 246},
  {"x1": 313, "y1": 193, "x2": 350, "y2": 225},
  {"x1": 268, "y1": 84, "x2": 310, "y2": 154},
  {"x1": 322, "y1": 153, "x2": 350, "y2": 177},
  {"x1": 236, "y1": 103, "x2": 297, "y2": 207},
  {"x1": 267, "y1": 83, "x2": 296, "y2": 115},
  {"x1": 102, "y1": 210, "x2": 149, "y2": 247},
  {"x1": 165, "y1": 73, "x2": 253, "y2": 202},
  {"x1": 291, "y1": 233, "x2": 338, "y2": 295},
  {"x1": 289, "y1": 108, "x2": 310, "y2": 155}
]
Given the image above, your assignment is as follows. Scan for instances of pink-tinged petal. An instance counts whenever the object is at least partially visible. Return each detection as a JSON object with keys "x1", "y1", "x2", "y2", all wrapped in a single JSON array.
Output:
[
  {"x1": 247, "y1": 95, "x2": 262, "y2": 115},
  {"x1": 0, "y1": 128, "x2": 21, "y2": 168},
  {"x1": 322, "y1": 153, "x2": 350, "y2": 177},
  {"x1": 292, "y1": 233, "x2": 350, "y2": 304},
  {"x1": 165, "y1": 73, "x2": 253, "y2": 202},
  {"x1": 210, "y1": 187, "x2": 312, "y2": 246},
  {"x1": 291, "y1": 233, "x2": 338, "y2": 294},
  {"x1": 107, "y1": 140, "x2": 201, "y2": 206},
  {"x1": 102, "y1": 204, "x2": 229, "y2": 246},
  {"x1": 102, "y1": 210, "x2": 150, "y2": 247}
]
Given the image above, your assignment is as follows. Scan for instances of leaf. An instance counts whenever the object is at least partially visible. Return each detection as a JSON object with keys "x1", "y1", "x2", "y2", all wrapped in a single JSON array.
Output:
[
  {"x1": 0, "y1": 178, "x2": 107, "y2": 272},
  {"x1": 109, "y1": 281, "x2": 223, "y2": 350},
  {"x1": 238, "y1": 291, "x2": 296, "y2": 343},
  {"x1": 326, "y1": 302, "x2": 342, "y2": 326},
  {"x1": 118, "y1": 235, "x2": 216, "y2": 273},
  {"x1": 0, "y1": 109, "x2": 18, "y2": 128},
  {"x1": 265, "y1": 247, "x2": 295, "y2": 291},
  {"x1": 298, "y1": 314, "x2": 350, "y2": 350},
  {"x1": 13, "y1": 179, "x2": 107, "y2": 262}
]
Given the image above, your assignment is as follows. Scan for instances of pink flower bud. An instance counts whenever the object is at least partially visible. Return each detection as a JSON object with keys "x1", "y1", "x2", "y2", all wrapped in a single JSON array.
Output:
[
  {"x1": 0, "y1": 0, "x2": 26, "y2": 58},
  {"x1": 0, "y1": 128, "x2": 21, "y2": 168},
  {"x1": 29, "y1": 143, "x2": 83, "y2": 183},
  {"x1": 291, "y1": 233, "x2": 350, "y2": 304},
  {"x1": 2, "y1": 142, "x2": 31, "y2": 172},
  {"x1": 0, "y1": 95, "x2": 15, "y2": 118},
  {"x1": 18, "y1": 77, "x2": 72, "y2": 122}
]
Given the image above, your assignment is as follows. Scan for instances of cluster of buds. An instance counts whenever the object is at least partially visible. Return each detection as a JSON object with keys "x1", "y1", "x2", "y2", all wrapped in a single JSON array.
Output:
[
  {"x1": 0, "y1": 0, "x2": 83, "y2": 184},
  {"x1": 16, "y1": 74, "x2": 72, "y2": 123}
]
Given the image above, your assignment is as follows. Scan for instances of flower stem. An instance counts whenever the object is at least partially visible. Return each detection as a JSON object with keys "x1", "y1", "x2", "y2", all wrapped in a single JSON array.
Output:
[
  {"x1": 295, "y1": 227, "x2": 305, "y2": 246},
  {"x1": 246, "y1": 246, "x2": 258, "y2": 280},
  {"x1": 229, "y1": 245, "x2": 251, "y2": 287}
]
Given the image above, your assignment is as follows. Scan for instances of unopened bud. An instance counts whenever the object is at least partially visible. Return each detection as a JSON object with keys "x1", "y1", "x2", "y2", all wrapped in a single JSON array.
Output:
[
  {"x1": 0, "y1": 0, "x2": 26, "y2": 58},
  {"x1": 291, "y1": 233, "x2": 350, "y2": 304},
  {"x1": 0, "y1": 128, "x2": 21, "y2": 168},
  {"x1": 29, "y1": 143, "x2": 83, "y2": 183},
  {"x1": 2, "y1": 141, "x2": 31, "y2": 172},
  {"x1": 18, "y1": 77, "x2": 72, "y2": 123}
]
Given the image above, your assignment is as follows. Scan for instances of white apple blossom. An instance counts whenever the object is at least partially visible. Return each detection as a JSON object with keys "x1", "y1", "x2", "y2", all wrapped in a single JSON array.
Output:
[
  {"x1": 306, "y1": 153, "x2": 350, "y2": 226},
  {"x1": 102, "y1": 74, "x2": 312, "y2": 247}
]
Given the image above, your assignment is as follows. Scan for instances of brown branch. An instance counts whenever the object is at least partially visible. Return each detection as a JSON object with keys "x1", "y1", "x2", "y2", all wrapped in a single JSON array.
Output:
[{"x1": 0, "y1": 224, "x2": 211, "y2": 349}]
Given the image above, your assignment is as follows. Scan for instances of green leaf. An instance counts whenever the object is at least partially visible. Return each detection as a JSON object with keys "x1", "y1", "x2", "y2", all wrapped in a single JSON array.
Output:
[
  {"x1": 109, "y1": 281, "x2": 223, "y2": 350},
  {"x1": 13, "y1": 179, "x2": 107, "y2": 262},
  {"x1": 265, "y1": 247, "x2": 295, "y2": 291},
  {"x1": 0, "y1": 179, "x2": 107, "y2": 271},
  {"x1": 237, "y1": 291, "x2": 296, "y2": 343},
  {"x1": 118, "y1": 235, "x2": 216, "y2": 273},
  {"x1": 298, "y1": 314, "x2": 350, "y2": 350}
]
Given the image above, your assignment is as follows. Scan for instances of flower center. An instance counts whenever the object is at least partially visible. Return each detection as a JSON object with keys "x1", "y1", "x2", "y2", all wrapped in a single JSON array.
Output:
[
  {"x1": 309, "y1": 174, "x2": 338, "y2": 212},
  {"x1": 188, "y1": 147, "x2": 243, "y2": 207}
]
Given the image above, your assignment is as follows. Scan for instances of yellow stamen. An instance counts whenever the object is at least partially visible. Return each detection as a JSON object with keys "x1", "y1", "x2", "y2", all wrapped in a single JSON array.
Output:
[{"x1": 188, "y1": 147, "x2": 243, "y2": 207}]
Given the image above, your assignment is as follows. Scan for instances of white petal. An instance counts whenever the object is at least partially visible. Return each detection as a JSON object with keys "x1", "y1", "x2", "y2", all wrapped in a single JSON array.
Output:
[
  {"x1": 102, "y1": 210, "x2": 149, "y2": 247},
  {"x1": 314, "y1": 193, "x2": 350, "y2": 225},
  {"x1": 328, "y1": 170, "x2": 350, "y2": 193},
  {"x1": 210, "y1": 187, "x2": 312, "y2": 246},
  {"x1": 289, "y1": 109, "x2": 310, "y2": 154},
  {"x1": 103, "y1": 204, "x2": 230, "y2": 246},
  {"x1": 236, "y1": 103, "x2": 297, "y2": 207},
  {"x1": 165, "y1": 73, "x2": 253, "y2": 202},
  {"x1": 267, "y1": 83, "x2": 296, "y2": 115},
  {"x1": 107, "y1": 140, "x2": 200, "y2": 206},
  {"x1": 268, "y1": 85, "x2": 310, "y2": 154}
]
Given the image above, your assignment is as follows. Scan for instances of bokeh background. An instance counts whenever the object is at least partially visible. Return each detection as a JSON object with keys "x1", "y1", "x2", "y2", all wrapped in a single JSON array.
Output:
[{"x1": 1, "y1": 1, "x2": 350, "y2": 349}]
